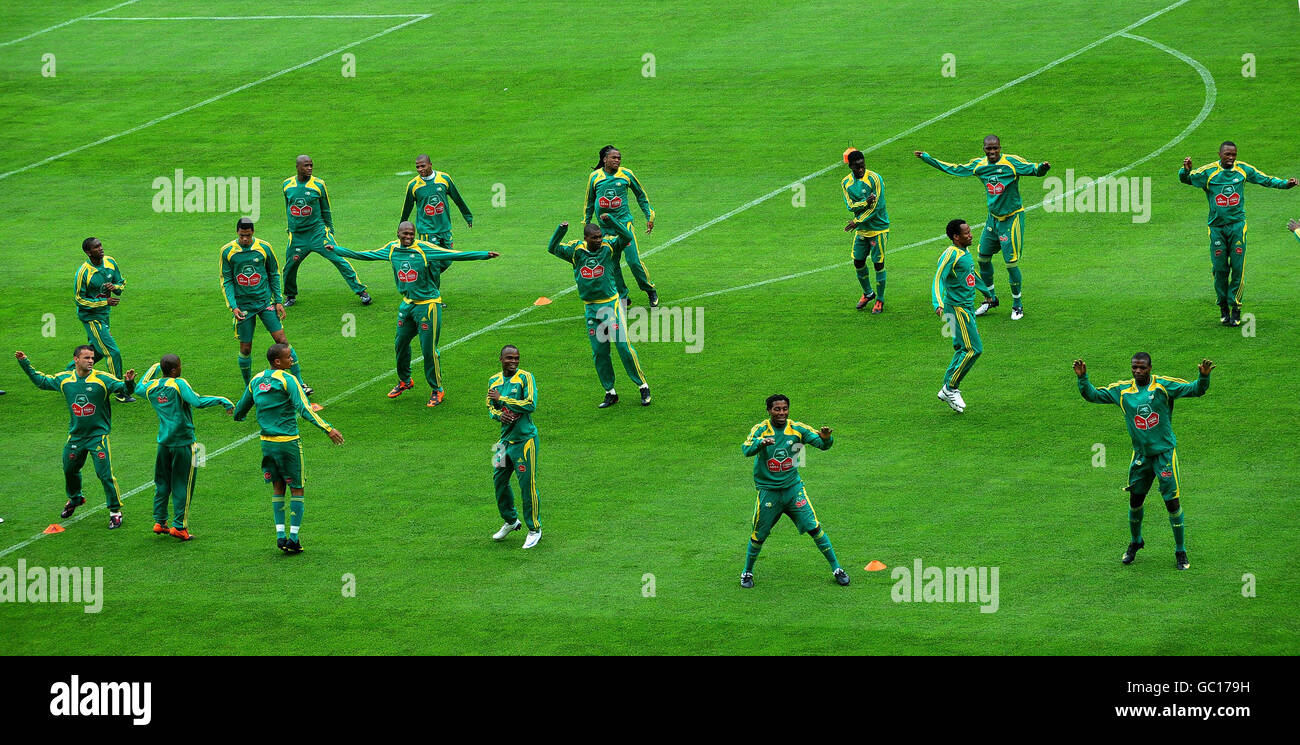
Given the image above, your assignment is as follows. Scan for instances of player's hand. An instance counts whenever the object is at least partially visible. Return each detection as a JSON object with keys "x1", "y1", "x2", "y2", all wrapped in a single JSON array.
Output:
[
  {"x1": 323, "y1": 243, "x2": 335, "y2": 251},
  {"x1": 865, "y1": 193, "x2": 877, "y2": 206},
  {"x1": 488, "y1": 389, "x2": 501, "y2": 401},
  {"x1": 1073, "y1": 359, "x2": 1086, "y2": 378},
  {"x1": 274, "y1": 303, "x2": 285, "y2": 320},
  {"x1": 1199, "y1": 358, "x2": 1215, "y2": 376},
  {"x1": 328, "y1": 428, "x2": 345, "y2": 445},
  {"x1": 844, "y1": 220, "x2": 858, "y2": 232},
  {"x1": 1039, "y1": 161, "x2": 1051, "y2": 174},
  {"x1": 1288, "y1": 219, "x2": 1300, "y2": 232},
  {"x1": 1182, "y1": 157, "x2": 1193, "y2": 171},
  {"x1": 124, "y1": 369, "x2": 136, "y2": 383},
  {"x1": 224, "y1": 406, "x2": 234, "y2": 416},
  {"x1": 501, "y1": 410, "x2": 519, "y2": 424},
  {"x1": 1286, "y1": 178, "x2": 1297, "y2": 189},
  {"x1": 935, "y1": 307, "x2": 943, "y2": 317},
  {"x1": 645, "y1": 220, "x2": 654, "y2": 234},
  {"x1": 232, "y1": 307, "x2": 247, "y2": 321},
  {"x1": 487, "y1": 252, "x2": 500, "y2": 259},
  {"x1": 760, "y1": 436, "x2": 775, "y2": 446},
  {"x1": 107, "y1": 297, "x2": 120, "y2": 306},
  {"x1": 599, "y1": 213, "x2": 613, "y2": 223},
  {"x1": 913, "y1": 150, "x2": 923, "y2": 158},
  {"x1": 818, "y1": 426, "x2": 833, "y2": 439},
  {"x1": 14, "y1": 351, "x2": 26, "y2": 361}
]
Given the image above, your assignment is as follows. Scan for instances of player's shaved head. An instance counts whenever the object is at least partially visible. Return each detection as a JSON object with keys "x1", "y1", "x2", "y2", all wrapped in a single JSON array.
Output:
[
  {"x1": 984, "y1": 135, "x2": 1000, "y2": 145},
  {"x1": 1219, "y1": 141, "x2": 1236, "y2": 152},
  {"x1": 416, "y1": 154, "x2": 431, "y2": 164},
  {"x1": 500, "y1": 344, "x2": 519, "y2": 357},
  {"x1": 81, "y1": 237, "x2": 98, "y2": 251},
  {"x1": 267, "y1": 343, "x2": 292, "y2": 366},
  {"x1": 398, "y1": 220, "x2": 415, "y2": 232},
  {"x1": 236, "y1": 217, "x2": 254, "y2": 231},
  {"x1": 296, "y1": 155, "x2": 311, "y2": 165},
  {"x1": 583, "y1": 223, "x2": 603, "y2": 238},
  {"x1": 160, "y1": 353, "x2": 181, "y2": 377}
]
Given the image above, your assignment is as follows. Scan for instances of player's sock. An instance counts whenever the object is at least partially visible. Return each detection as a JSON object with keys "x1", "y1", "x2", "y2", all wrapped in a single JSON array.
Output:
[
  {"x1": 1129, "y1": 507, "x2": 1144, "y2": 544},
  {"x1": 855, "y1": 265, "x2": 874, "y2": 296},
  {"x1": 289, "y1": 496, "x2": 305, "y2": 540},
  {"x1": 272, "y1": 496, "x2": 286, "y2": 539},
  {"x1": 1007, "y1": 266, "x2": 1023, "y2": 308},
  {"x1": 978, "y1": 259, "x2": 996, "y2": 297},
  {"x1": 743, "y1": 539, "x2": 762, "y2": 574},
  {"x1": 811, "y1": 529, "x2": 840, "y2": 570},
  {"x1": 238, "y1": 355, "x2": 252, "y2": 385},
  {"x1": 289, "y1": 347, "x2": 303, "y2": 382},
  {"x1": 875, "y1": 270, "x2": 886, "y2": 301},
  {"x1": 1168, "y1": 506, "x2": 1185, "y2": 552}
]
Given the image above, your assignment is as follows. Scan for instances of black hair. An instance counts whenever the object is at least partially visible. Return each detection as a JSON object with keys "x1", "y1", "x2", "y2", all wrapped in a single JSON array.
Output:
[
  {"x1": 847, "y1": 149, "x2": 865, "y2": 165},
  {"x1": 946, "y1": 219, "x2": 968, "y2": 239},
  {"x1": 160, "y1": 353, "x2": 181, "y2": 376},
  {"x1": 267, "y1": 343, "x2": 291, "y2": 365},
  {"x1": 236, "y1": 217, "x2": 254, "y2": 231},
  {"x1": 1219, "y1": 140, "x2": 1236, "y2": 151},
  {"x1": 595, "y1": 145, "x2": 618, "y2": 170},
  {"x1": 765, "y1": 393, "x2": 790, "y2": 410},
  {"x1": 73, "y1": 344, "x2": 95, "y2": 358},
  {"x1": 1132, "y1": 352, "x2": 1152, "y2": 365},
  {"x1": 81, "y1": 237, "x2": 98, "y2": 251},
  {"x1": 583, "y1": 223, "x2": 603, "y2": 237}
]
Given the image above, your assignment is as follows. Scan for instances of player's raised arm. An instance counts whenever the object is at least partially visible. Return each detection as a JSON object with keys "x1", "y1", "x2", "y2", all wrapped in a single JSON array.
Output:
[
  {"x1": 547, "y1": 223, "x2": 574, "y2": 261},
  {"x1": 1008, "y1": 154, "x2": 1049, "y2": 177},
  {"x1": 600, "y1": 212, "x2": 633, "y2": 242},
  {"x1": 1240, "y1": 163, "x2": 1294, "y2": 189},
  {"x1": 15, "y1": 352, "x2": 61, "y2": 391},
  {"x1": 1076, "y1": 365, "x2": 1122, "y2": 405},
  {"x1": 140, "y1": 362, "x2": 162, "y2": 386},
  {"x1": 1159, "y1": 360, "x2": 1213, "y2": 399},
  {"x1": 795, "y1": 422, "x2": 834, "y2": 450},
  {"x1": 445, "y1": 175, "x2": 473, "y2": 227},
  {"x1": 917, "y1": 152, "x2": 978, "y2": 177},
  {"x1": 1178, "y1": 158, "x2": 1209, "y2": 187}
]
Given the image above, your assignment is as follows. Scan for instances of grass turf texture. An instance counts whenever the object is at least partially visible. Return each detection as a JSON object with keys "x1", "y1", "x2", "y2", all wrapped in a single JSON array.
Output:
[{"x1": 1, "y1": 0, "x2": 1296, "y2": 655}]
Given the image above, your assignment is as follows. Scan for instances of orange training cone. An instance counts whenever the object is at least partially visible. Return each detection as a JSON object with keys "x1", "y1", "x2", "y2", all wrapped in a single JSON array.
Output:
[
  {"x1": 534, "y1": 297, "x2": 552, "y2": 306},
  {"x1": 864, "y1": 560, "x2": 887, "y2": 571},
  {"x1": 43, "y1": 524, "x2": 65, "y2": 534}
]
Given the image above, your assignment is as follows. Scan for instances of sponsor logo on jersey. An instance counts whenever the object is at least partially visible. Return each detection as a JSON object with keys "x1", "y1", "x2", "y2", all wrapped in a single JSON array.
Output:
[
  {"x1": 965, "y1": 273, "x2": 976, "y2": 287},
  {"x1": 1214, "y1": 249, "x2": 1223, "y2": 256},
  {"x1": 794, "y1": 498, "x2": 807, "y2": 508},
  {"x1": 517, "y1": 464, "x2": 526, "y2": 472},
  {"x1": 258, "y1": 382, "x2": 272, "y2": 392},
  {"x1": 766, "y1": 447, "x2": 795, "y2": 473},
  {"x1": 237, "y1": 269, "x2": 262, "y2": 286},
  {"x1": 289, "y1": 201, "x2": 313, "y2": 217},
  {"x1": 598, "y1": 189, "x2": 624, "y2": 210},
  {"x1": 96, "y1": 451, "x2": 105, "y2": 460},
  {"x1": 264, "y1": 471, "x2": 272, "y2": 480},
  {"x1": 588, "y1": 328, "x2": 596, "y2": 336},
  {"x1": 1235, "y1": 246, "x2": 1243, "y2": 253},
  {"x1": 1214, "y1": 192, "x2": 1240, "y2": 207},
  {"x1": 1133, "y1": 404, "x2": 1159, "y2": 430},
  {"x1": 157, "y1": 395, "x2": 169, "y2": 404},
  {"x1": 986, "y1": 182, "x2": 1005, "y2": 195},
  {"x1": 1160, "y1": 469, "x2": 1172, "y2": 478},
  {"x1": 579, "y1": 264, "x2": 605, "y2": 279},
  {"x1": 397, "y1": 262, "x2": 418, "y2": 283},
  {"x1": 71, "y1": 394, "x2": 96, "y2": 417},
  {"x1": 423, "y1": 202, "x2": 446, "y2": 216},
  {"x1": 421, "y1": 323, "x2": 429, "y2": 330}
]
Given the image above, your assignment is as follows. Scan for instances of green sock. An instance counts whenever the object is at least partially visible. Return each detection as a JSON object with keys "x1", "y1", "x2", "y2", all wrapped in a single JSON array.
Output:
[
  {"x1": 289, "y1": 496, "x2": 305, "y2": 541},
  {"x1": 289, "y1": 347, "x2": 303, "y2": 384},
  {"x1": 978, "y1": 260, "x2": 996, "y2": 298},
  {"x1": 272, "y1": 495, "x2": 286, "y2": 539},
  {"x1": 1129, "y1": 507, "x2": 1144, "y2": 544},
  {"x1": 1007, "y1": 266, "x2": 1023, "y2": 308},
  {"x1": 875, "y1": 270, "x2": 886, "y2": 301},
  {"x1": 238, "y1": 354, "x2": 252, "y2": 385},
  {"x1": 1168, "y1": 507, "x2": 1185, "y2": 552},
  {"x1": 812, "y1": 530, "x2": 840, "y2": 570},
  {"x1": 743, "y1": 539, "x2": 761, "y2": 574},
  {"x1": 855, "y1": 265, "x2": 874, "y2": 296}
]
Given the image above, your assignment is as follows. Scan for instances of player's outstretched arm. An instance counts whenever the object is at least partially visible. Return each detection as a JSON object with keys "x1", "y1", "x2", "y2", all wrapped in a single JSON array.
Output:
[
  {"x1": 287, "y1": 377, "x2": 333, "y2": 434},
  {"x1": 547, "y1": 223, "x2": 575, "y2": 261},
  {"x1": 916, "y1": 151, "x2": 976, "y2": 176},
  {"x1": 1241, "y1": 163, "x2": 1295, "y2": 189},
  {"x1": 324, "y1": 243, "x2": 385, "y2": 262},
  {"x1": 178, "y1": 379, "x2": 234, "y2": 411},
  {"x1": 1075, "y1": 361, "x2": 1120, "y2": 404},
  {"x1": 1162, "y1": 360, "x2": 1213, "y2": 399},
  {"x1": 15, "y1": 352, "x2": 60, "y2": 391},
  {"x1": 797, "y1": 423, "x2": 834, "y2": 450},
  {"x1": 430, "y1": 246, "x2": 499, "y2": 262}
]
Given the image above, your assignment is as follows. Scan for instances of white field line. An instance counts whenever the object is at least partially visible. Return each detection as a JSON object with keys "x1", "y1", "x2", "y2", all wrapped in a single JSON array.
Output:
[
  {"x1": 0, "y1": 14, "x2": 432, "y2": 181},
  {"x1": 86, "y1": 15, "x2": 426, "y2": 21},
  {"x1": 0, "y1": 0, "x2": 141, "y2": 47},
  {"x1": 0, "y1": 2, "x2": 1195, "y2": 559}
]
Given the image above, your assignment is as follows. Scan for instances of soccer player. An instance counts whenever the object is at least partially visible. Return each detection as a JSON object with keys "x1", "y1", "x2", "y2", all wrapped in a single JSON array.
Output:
[
  {"x1": 15, "y1": 347, "x2": 136, "y2": 528},
  {"x1": 546, "y1": 217, "x2": 652, "y2": 408},
  {"x1": 915, "y1": 136, "x2": 1050, "y2": 320},
  {"x1": 73, "y1": 237, "x2": 133, "y2": 401},
  {"x1": 932, "y1": 219, "x2": 991, "y2": 413},
  {"x1": 1074, "y1": 354, "x2": 1213, "y2": 570},
  {"x1": 138, "y1": 354, "x2": 233, "y2": 540},
  {"x1": 842, "y1": 148, "x2": 889, "y2": 312},
  {"x1": 400, "y1": 154, "x2": 473, "y2": 248},
  {"x1": 583, "y1": 145, "x2": 659, "y2": 307},
  {"x1": 233, "y1": 343, "x2": 345, "y2": 553},
  {"x1": 220, "y1": 218, "x2": 316, "y2": 403},
  {"x1": 1178, "y1": 143, "x2": 1296, "y2": 327},
  {"x1": 325, "y1": 222, "x2": 499, "y2": 407},
  {"x1": 739, "y1": 394, "x2": 848, "y2": 589},
  {"x1": 280, "y1": 155, "x2": 372, "y2": 307},
  {"x1": 487, "y1": 344, "x2": 541, "y2": 549}
]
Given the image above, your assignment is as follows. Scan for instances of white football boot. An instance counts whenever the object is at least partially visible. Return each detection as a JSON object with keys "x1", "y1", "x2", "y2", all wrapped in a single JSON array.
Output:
[
  {"x1": 522, "y1": 530, "x2": 542, "y2": 549},
  {"x1": 492, "y1": 520, "x2": 522, "y2": 541}
]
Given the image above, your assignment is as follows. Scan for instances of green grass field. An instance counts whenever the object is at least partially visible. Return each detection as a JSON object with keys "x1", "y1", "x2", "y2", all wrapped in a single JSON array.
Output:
[{"x1": 1, "y1": 0, "x2": 1297, "y2": 655}]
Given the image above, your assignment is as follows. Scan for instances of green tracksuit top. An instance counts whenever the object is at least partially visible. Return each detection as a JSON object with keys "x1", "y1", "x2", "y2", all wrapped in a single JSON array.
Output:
[
  {"x1": 233, "y1": 369, "x2": 333, "y2": 440},
  {"x1": 919, "y1": 152, "x2": 1048, "y2": 219},
  {"x1": 842, "y1": 170, "x2": 889, "y2": 235},
  {"x1": 401, "y1": 171, "x2": 472, "y2": 236},
  {"x1": 220, "y1": 239, "x2": 283, "y2": 310},
  {"x1": 742, "y1": 419, "x2": 833, "y2": 490},
  {"x1": 932, "y1": 244, "x2": 990, "y2": 313},
  {"x1": 1178, "y1": 161, "x2": 1290, "y2": 227},
  {"x1": 1078, "y1": 373, "x2": 1209, "y2": 458},
  {"x1": 487, "y1": 369, "x2": 538, "y2": 444},
  {"x1": 584, "y1": 167, "x2": 655, "y2": 226},
  {"x1": 139, "y1": 364, "x2": 233, "y2": 446},
  {"x1": 74, "y1": 256, "x2": 125, "y2": 323},
  {"x1": 19, "y1": 357, "x2": 134, "y2": 439},
  {"x1": 331, "y1": 241, "x2": 492, "y2": 303},
  {"x1": 282, "y1": 175, "x2": 333, "y2": 234},
  {"x1": 547, "y1": 222, "x2": 626, "y2": 303}
]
